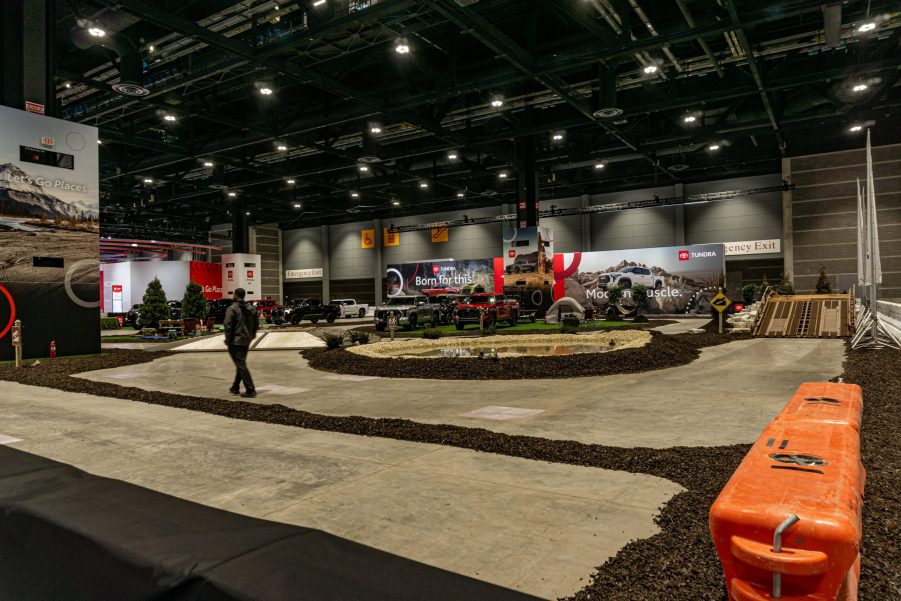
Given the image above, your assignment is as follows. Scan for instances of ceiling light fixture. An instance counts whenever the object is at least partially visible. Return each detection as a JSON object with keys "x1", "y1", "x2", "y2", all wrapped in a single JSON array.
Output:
[
  {"x1": 351, "y1": 192, "x2": 359, "y2": 198},
  {"x1": 148, "y1": 45, "x2": 155, "y2": 52},
  {"x1": 708, "y1": 144, "x2": 720, "y2": 151},
  {"x1": 259, "y1": 87, "x2": 273, "y2": 96},
  {"x1": 65, "y1": 83, "x2": 71, "y2": 89},
  {"x1": 419, "y1": 182, "x2": 429, "y2": 188},
  {"x1": 294, "y1": 203, "x2": 301, "y2": 208},
  {"x1": 594, "y1": 163, "x2": 605, "y2": 169},
  {"x1": 228, "y1": 192, "x2": 237, "y2": 197},
  {"x1": 287, "y1": 179, "x2": 296, "y2": 184},
  {"x1": 457, "y1": 191, "x2": 465, "y2": 197},
  {"x1": 163, "y1": 114, "x2": 176, "y2": 122},
  {"x1": 643, "y1": 64, "x2": 658, "y2": 74},
  {"x1": 395, "y1": 39, "x2": 410, "y2": 54},
  {"x1": 97, "y1": 140, "x2": 102, "y2": 144},
  {"x1": 313, "y1": 0, "x2": 326, "y2": 6},
  {"x1": 852, "y1": 84, "x2": 868, "y2": 92},
  {"x1": 490, "y1": 96, "x2": 504, "y2": 108},
  {"x1": 552, "y1": 133, "x2": 564, "y2": 141},
  {"x1": 245, "y1": 212, "x2": 251, "y2": 216},
  {"x1": 87, "y1": 26, "x2": 106, "y2": 38},
  {"x1": 131, "y1": 243, "x2": 138, "y2": 247},
  {"x1": 857, "y1": 22, "x2": 876, "y2": 32},
  {"x1": 277, "y1": 144, "x2": 288, "y2": 151},
  {"x1": 849, "y1": 125, "x2": 863, "y2": 132},
  {"x1": 359, "y1": 165, "x2": 369, "y2": 172},
  {"x1": 683, "y1": 115, "x2": 697, "y2": 123},
  {"x1": 392, "y1": 200, "x2": 400, "y2": 206},
  {"x1": 203, "y1": 161, "x2": 213, "y2": 167},
  {"x1": 143, "y1": 178, "x2": 153, "y2": 184},
  {"x1": 498, "y1": 171, "x2": 508, "y2": 179},
  {"x1": 370, "y1": 126, "x2": 382, "y2": 134},
  {"x1": 447, "y1": 151, "x2": 458, "y2": 160}
]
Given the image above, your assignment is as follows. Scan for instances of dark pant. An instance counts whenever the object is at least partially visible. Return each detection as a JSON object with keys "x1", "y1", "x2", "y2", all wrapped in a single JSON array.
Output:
[{"x1": 228, "y1": 344, "x2": 255, "y2": 393}]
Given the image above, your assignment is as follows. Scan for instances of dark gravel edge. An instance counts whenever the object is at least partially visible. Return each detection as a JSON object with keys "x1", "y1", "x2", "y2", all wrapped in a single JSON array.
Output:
[
  {"x1": 0, "y1": 341, "x2": 895, "y2": 600},
  {"x1": 302, "y1": 330, "x2": 750, "y2": 380}
]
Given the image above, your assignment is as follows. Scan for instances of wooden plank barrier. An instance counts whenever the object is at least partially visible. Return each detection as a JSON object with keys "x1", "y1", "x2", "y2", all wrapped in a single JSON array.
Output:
[{"x1": 710, "y1": 382, "x2": 864, "y2": 601}]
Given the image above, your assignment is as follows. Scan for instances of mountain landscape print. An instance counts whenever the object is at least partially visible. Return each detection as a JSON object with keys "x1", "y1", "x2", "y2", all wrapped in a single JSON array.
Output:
[{"x1": 0, "y1": 162, "x2": 99, "y2": 224}]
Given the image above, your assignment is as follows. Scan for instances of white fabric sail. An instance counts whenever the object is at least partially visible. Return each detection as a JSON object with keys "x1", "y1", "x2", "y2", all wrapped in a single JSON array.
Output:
[{"x1": 865, "y1": 130, "x2": 882, "y2": 285}]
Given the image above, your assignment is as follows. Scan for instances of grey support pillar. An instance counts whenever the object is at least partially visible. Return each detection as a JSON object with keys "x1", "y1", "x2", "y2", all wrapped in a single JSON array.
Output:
[
  {"x1": 373, "y1": 218, "x2": 383, "y2": 306},
  {"x1": 1, "y1": 0, "x2": 55, "y2": 115},
  {"x1": 232, "y1": 209, "x2": 249, "y2": 253},
  {"x1": 516, "y1": 136, "x2": 539, "y2": 227},
  {"x1": 674, "y1": 183, "x2": 685, "y2": 245},
  {"x1": 782, "y1": 158, "x2": 794, "y2": 282},
  {"x1": 580, "y1": 194, "x2": 592, "y2": 251},
  {"x1": 321, "y1": 224, "x2": 330, "y2": 302}
]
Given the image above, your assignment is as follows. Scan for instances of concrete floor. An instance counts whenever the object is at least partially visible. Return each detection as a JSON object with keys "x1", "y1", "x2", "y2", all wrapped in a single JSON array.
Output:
[
  {"x1": 80, "y1": 337, "x2": 844, "y2": 448},
  {"x1": 0, "y1": 380, "x2": 681, "y2": 599}
]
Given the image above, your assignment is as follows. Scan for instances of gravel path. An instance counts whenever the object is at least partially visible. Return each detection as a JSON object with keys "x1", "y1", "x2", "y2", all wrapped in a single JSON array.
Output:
[{"x1": 0, "y1": 342, "x2": 895, "y2": 600}]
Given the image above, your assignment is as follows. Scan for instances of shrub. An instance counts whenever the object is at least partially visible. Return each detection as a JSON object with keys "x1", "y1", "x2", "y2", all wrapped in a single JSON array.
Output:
[
  {"x1": 181, "y1": 281, "x2": 210, "y2": 319},
  {"x1": 631, "y1": 284, "x2": 649, "y2": 315},
  {"x1": 139, "y1": 277, "x2": 169, "y2": 326},
  {"x1": 100, "y1": 317, "x2": 121, "y2": 330},
  {"x1": 422, "y1": 328, "x2": 442, "y2": 339},
  {"x1": 561, "y1": 316, "x2": 581, "y2": 334},
  {"x1": 741, "y1": 283, "x2": 760, "y2": 305},
  {"x1": 346, "y1": 329, "x2": 370, "y2": 344},
  {"x1": 320, "y1": 332, "x2": 344, "y2": 350},
  {"x1": 777, "y1": 272, "x2": 795, "y2": 296},
  {"x1": 814, "y1": 265, "x2": 833, "y2": 294},
  {"x1": 606, "y1": 284, "x2": 624, "y2": 307}
]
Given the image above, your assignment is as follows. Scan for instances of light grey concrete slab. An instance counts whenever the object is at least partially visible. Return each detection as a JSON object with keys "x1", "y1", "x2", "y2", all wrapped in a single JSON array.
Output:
[
  {"x1": 0, "y1": 381, "x2": 681, "y2": 599},
  {"x1": 80, "y1": 337, "x2": 844, "y2": 448}
]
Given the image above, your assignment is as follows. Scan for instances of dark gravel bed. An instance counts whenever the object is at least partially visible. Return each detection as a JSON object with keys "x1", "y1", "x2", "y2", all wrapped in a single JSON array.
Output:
[
  {"x1": 303, "y1": 330, "x2": 748, "y2": 380},
  {"x1": 0, "y1": 341, "x2": 895, "y2": 600}
]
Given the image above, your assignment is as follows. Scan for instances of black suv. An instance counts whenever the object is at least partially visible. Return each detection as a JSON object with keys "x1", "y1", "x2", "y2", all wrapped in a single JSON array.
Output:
[{"x1": 290, "y1": 299, "x2": 340, "y2": 325}]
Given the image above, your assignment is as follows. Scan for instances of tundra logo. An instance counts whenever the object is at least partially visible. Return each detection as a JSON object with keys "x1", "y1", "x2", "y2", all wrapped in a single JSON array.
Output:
[
  {"x1": 432, "y1": 265, "x2": 441, "y2": 275},
  {"x1": 678, "y1": 250, "x2": 690, "y2": 261}
]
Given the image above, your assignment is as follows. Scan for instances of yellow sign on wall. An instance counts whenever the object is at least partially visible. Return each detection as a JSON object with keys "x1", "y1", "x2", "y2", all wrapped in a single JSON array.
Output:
[
  {"x1": 384, "y1": 228, "x2": 400, "y2": 247},
  {"x1": 431, "y1": 227, "x2": 448, "y2": 243},
  {"x1": 361, "y1": 228, "x2": 375, "y2": 249}
]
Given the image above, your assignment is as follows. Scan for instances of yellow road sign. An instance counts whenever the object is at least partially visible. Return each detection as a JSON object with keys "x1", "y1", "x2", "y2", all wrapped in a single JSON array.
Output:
[{"x1": 711, "y1": 291, "x2": 732, "y2": 312}]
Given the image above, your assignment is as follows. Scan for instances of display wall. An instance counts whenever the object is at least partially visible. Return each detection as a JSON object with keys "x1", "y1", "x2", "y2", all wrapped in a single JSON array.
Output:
[
  {"x1": 0, "y1": 106, "x2": 99, "y2": 360},
  {"x1": 100, "y1": 260, "x2": 223, "y2": 313}
]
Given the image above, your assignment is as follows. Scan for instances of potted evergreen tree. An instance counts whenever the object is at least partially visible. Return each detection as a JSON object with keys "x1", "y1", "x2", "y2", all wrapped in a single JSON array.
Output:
[
  {"x1": 631, "y1": 284, "x2": 649, "y2": 321},
  {"x1": 814, "y1": 265, "x2": 833, "y2": 294},
  {"x1": 139, "y1": 277, "x2": 169, "y2": 329},
  {"x1": 181, "y1": 281, "x2": 209, "y2": 334}
]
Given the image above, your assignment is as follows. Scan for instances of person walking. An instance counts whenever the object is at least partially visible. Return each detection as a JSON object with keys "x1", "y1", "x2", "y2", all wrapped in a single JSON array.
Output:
[{"x1": 224, "y1": 288, "x2": 259, "y2": 398}]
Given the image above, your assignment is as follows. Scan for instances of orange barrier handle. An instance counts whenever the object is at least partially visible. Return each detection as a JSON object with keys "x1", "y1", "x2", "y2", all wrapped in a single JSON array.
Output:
[{"x1": 730, "y1": 536, "x2": 829, "y2": 576}]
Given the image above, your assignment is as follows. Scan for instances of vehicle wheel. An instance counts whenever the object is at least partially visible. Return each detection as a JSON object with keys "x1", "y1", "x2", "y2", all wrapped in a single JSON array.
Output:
[
  {"x1": 358, "y1": 308, "x2": 366, "y2": 318},
  {"x1": 455, "y1": 322, "x2": 465, "y2": 330},
  {"x1": 375, "y1": 323, "x2": 386, "y2": 332},
  {"x1": 310, "y1": 319, "x2": 319, "y2": 324},
  {"x1": 620, "y1": 279, "x2": 632, "y2": 289},
  {"x1": 509, "y1": 312, "x2": 518, "y2": 326},
  {"x1": 291, "y1": 315, "x2": 301, "y2": 326},
  {"x1": 405, "y1": 315, "x2": 417, "y2": 331},
  {"x1": 655, "y1": 281, "x2": 663, "y2": 289},
  {"x1": 326, "y1": 314, "x2": 336, "y2": 323}
]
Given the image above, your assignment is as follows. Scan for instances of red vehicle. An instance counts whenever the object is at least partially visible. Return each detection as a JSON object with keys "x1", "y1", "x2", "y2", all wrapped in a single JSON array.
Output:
[
  {"x1": 252, "y1": 299, "x2": 285, "y2": 324},
  {"x1": 420, "y1": 284, "x2": 461, "y2": 296},
  {"x1": 453, "y1": 293, "x2": 519, "y2": 330}
]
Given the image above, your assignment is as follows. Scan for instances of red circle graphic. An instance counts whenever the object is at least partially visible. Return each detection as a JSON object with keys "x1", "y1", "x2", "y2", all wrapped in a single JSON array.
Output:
[{"x1": 0, "y1": 284, "x2": 15, "y2": 340}]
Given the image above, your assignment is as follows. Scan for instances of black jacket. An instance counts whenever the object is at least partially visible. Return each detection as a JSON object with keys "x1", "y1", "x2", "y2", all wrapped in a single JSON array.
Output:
[{"x1": 224, "y1": 301, "x2": 259, "y2": 346}]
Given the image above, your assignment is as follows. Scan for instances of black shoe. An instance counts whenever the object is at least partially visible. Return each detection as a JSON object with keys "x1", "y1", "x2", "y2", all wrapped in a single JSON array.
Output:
[
  {"x1": 229, "y1": 388, "x2": 240, "y2": 395},
  {"x1": 241, "y1": 391, "x2": 257, "y2": 398}
]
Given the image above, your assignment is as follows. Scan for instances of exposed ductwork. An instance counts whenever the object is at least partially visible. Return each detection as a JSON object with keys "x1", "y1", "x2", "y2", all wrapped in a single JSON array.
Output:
[
  {"x1": 71, "y1": 25, "x2": 149, "y2": 97},
  {"x1": 593, "y1": 62, "x2": 621, "y2": 119}
]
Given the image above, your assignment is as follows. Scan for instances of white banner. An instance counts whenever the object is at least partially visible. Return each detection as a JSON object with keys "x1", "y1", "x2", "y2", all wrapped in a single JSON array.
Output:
[
  {"x1": 285, "y1": 268, "x2": 323, "y2": 279},
  {"x1": 724, "y1": 239, "x2": 781, "y2": 256}
]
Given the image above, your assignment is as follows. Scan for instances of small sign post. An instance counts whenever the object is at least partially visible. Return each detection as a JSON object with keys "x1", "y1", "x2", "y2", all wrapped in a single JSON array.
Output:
[
  {"x1": 711, "y1": 288, "x2": 732, "y2": 334},
  {"x1": 387, "y1": 311, "x2": 398, "y2": 341},
  {"x1": 11, "y1": 320, "x2": 22, "y2": 368}
]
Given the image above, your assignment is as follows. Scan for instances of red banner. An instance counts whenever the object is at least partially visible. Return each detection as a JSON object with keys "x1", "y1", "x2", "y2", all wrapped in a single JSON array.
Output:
[{"x1": 189, "y1": 261, "x2": 223, "y2": 299}]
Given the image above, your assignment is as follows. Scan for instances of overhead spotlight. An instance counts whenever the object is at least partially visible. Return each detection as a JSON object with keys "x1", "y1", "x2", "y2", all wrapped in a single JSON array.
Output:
[
  {"x1": 852, "y1": 84, "x2": 868, "y2": 92},
  {"x1": 369, "y1": 125, "x2": 382, "y2": 134},
  {"x1": 447, "y1": 151, "x2": 458, "y2": 160},
  {"x1": 259, "y1": 87, "x2": 273, "y2": 96},
  {"x1": 456, "y1": 191, "x2": 465, "y2": 197},
  {"x1": 392, "y1": 200, "x2": 400, "y2": 206},
  {"x1": 351, "y1": 192, "x2": 359, "y2": 198},
  {"x1": 498, "y1": 171, "x2": 508, "y2": 179},
  {"x1": 227, "y1": 192, "x2": 237, "y2": 197},
  {"x1": 287, "y1": 179, "x2": 296, "y2": 184},
  {"x1": 849, "y1": 125, "x2": 863, "y2": 132},
  {"x1": 163, "y1": 114, "x2": 176, "y2": 122},
  {"x1": 490, "y1": 96, "x2": 504, "y2": 108},
  {"x1": 65, "y1": 82, "x2": 71, "y2": 89},
  {"x1": 87, "y1": 26, "x2": 106, "y2": 38},
  {"x1": 313, "y1": 0, "x2": 326, "y2": 6},
  {"x1": 131, "y1": 243, "x2": 138, "y2": 247},
  {"x1": 708, "y1": 144, "x2": 720, "y2": 151},
  {"x1": 277, "y1": 144, "x2": 288, "y2": 151},
  {"x1": 552, "y1": 132, "x2": 564, "y2": 141},
  {"x1": 419, "y1": 182, "x2": 429, "y2": 188},
  {"x1": 245, "y1": 212, "x2": 251, "y2": 216},
  {"x1": 683, "y1": 115, "x2": 697, "y2": 123},
  {"x1": 395, "y1": 38, "x2": 410, "y2": 54},
  {"x1": 857, "y1": 22, "x2": 876, "y2": 32},
  {"x1": 143, "y1": 178, "x2": 153, "y2": 184},
  {"x1": 594, "y1": 163, "x2": 605, "y2": 170},
  {"x1": 203, "y1": 161, "x2": 213, "y2": 167},
  {"x1": 294, "y1": 203, "x2": 301, "y2": 208},
  {"x1": 97, "y1": 139, "x2": 103, "y2": 144},
  {"x1": 148, "y1": 45, "x2": 155, "y2": 52},
  {"x1": 359, "y1": 165, "x2": 369, "y2": 172},
  {"x1": 643, "y1": 64, "x2": 658, "y2": 74}
]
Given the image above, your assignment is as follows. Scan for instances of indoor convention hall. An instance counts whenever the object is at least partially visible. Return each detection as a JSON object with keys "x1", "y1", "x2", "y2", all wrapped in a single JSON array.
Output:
[{"x1": 0, "y1": 1, "x2": 899, "y2": 600}]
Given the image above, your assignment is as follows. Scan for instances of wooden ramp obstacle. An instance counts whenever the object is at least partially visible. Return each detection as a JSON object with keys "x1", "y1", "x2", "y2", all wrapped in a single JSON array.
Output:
[{"x1": 753, "y1": 291, "x2": 855, "y2": 338}]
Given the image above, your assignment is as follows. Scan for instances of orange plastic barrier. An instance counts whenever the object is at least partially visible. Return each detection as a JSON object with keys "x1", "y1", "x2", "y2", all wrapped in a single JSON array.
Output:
[
  {"x1": 775, "y1": 382, "x2": 863, "y2": 432},
  {"x1": 710, "y1": 383, "x2": 864, "y2": 601}
]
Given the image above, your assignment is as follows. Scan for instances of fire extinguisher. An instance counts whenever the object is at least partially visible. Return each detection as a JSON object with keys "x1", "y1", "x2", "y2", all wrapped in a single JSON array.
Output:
[{"x1": 49, "y1": 340, "x2": 57, "y2": 359}]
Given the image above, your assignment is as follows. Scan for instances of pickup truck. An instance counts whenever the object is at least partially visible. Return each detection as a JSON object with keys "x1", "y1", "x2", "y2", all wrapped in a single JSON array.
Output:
[
  {"x1": 252, "y1": 299, "x2": 286, "y2": 324},
  {"x1": 505, "y1": 256, "x2": 537, "y2": 274},
  {"x1": 373, "y1": 295, "x2": 437, "y2": 331},
  {"x1": 598, "y1": 266, "x2": 663, "y2": 289},
  {"x1": 453, "y1": 293, "x2": 519, "y2": 330},
  {"x1": 329, "y1": 298, "x2": 370, "y2": 318},
  {"x1": 289, "y1": 299, "x2": 340, "y2": 325}
]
